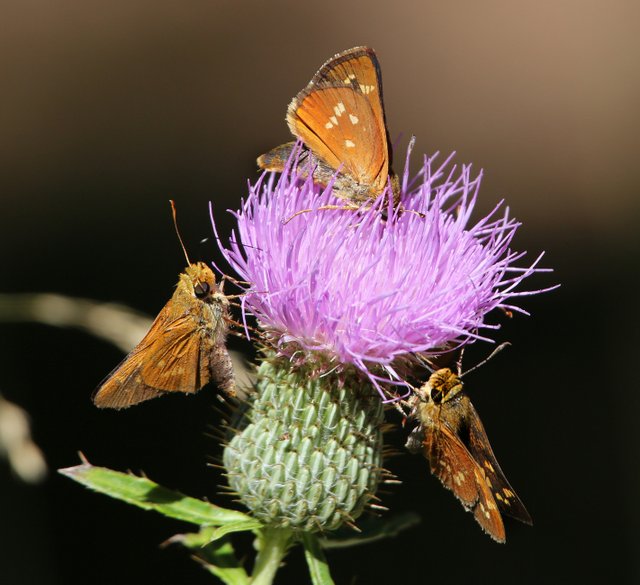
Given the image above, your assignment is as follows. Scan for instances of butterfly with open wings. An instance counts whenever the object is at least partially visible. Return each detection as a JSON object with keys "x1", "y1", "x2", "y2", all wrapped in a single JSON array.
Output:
[
  {"x1": 406, "y1": 367, "x2": 532, "y2": 543},
  {"x1": 258, "y1": 46, "x2": 399, "y2": 204}
]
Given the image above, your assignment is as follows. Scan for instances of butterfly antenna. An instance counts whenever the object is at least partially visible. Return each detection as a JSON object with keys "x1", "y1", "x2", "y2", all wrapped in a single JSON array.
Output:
[
  {"x1": 455, "y1": 347, "x2": 465, "y2": 376},
  {"x1": 169, "y1": 200, "x2": 192, "y2": 266},
  {"x1": 460, "y1": 342, "x2": 511, "y2": 378}
]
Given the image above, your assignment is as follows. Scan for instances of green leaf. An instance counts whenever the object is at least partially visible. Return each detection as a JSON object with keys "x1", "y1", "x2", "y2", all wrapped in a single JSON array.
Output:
[
  {"x1": 319, "y1": 512, "x2": 421, "y2": 549},
  {"x1": 169, "y1": 526, "x2": 222, "y2": 549},
  {"x1": 204, "y1": 520, "x2": 263, "y2": 542},
  {"x1": 193, "y1": 537, "x2": 250, "y2": 585},
  {"x1": 172, "y1": 522, "x2": 262, "y2": 550},
  {"x1": 59, "y1": 461, "x2": 251, "y2": 526},
  {"x1": 301, "y1": 533, "x2": 335, "y2": 585}
]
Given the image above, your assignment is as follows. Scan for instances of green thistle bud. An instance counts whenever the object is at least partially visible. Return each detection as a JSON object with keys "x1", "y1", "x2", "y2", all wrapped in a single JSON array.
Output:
[{"x1": 223, "y1": 357, "x2": 385, "y2": 532}]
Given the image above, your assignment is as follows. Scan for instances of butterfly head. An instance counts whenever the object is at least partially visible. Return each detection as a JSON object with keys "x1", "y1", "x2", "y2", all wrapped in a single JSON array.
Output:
[
  {"x1": 182, "y1": 262, "x2": 224, "y2": 304},
  {"x1": 424, "y1": 368, "x2": 464, "y2": 405}
]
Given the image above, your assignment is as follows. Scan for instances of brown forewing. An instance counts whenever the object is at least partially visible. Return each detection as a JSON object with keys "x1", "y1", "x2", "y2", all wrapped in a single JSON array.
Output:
[
  {"x1": 465, "y1": 399, "x2": 533, "y2": 525},
  {"x1": 422, "y1": 409, "x2": 507, "y2": 543},
  {"x1": 411, "y1": 368, "x2": 532, "y2": 542},
  {"x1": 310, "y1": 47, "x2": 383, "y2": 93},
  {"x1": 92, "y1": 263, "x2": 235, "y2": 409}
]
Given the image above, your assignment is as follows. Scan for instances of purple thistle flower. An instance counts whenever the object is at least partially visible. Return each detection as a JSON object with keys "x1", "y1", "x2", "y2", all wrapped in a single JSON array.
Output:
[{"x1": 214, "y1": 145, "x2": 550, "y2": 391}]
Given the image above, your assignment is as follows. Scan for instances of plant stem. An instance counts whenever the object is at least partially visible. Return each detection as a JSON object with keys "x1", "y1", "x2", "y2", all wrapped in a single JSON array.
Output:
[{"x1": 251, "y1": 527, "x2": 293, "y2": 585}]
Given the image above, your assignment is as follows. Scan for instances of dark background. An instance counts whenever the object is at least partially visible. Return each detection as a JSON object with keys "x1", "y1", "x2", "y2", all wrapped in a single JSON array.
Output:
[{"x1": 2, "y1": 1, "x2": 638, "y2": 583}]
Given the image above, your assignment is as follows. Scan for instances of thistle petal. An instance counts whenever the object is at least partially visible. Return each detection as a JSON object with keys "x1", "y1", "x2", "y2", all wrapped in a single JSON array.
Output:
[{"x1": 215, "y1": 146, "x2": 551, "y2": 386}]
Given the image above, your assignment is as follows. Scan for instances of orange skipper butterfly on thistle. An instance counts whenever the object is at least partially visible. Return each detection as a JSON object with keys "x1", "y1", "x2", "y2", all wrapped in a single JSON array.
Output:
[
  {"x1": 406, "y1": 365, "x2": 532, "y2": 543},
  {"x1": 258, "y1": 46, "x2": 399, "y2": 203},
  {"x1": 92, "y1": 202, "x2": 236, "y2": 409}
]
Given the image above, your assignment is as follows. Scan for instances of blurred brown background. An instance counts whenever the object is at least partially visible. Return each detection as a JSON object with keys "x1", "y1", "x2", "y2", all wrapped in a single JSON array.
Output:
[{"x1": 1, "y1": 1, "x2": 638, "y2": 584}]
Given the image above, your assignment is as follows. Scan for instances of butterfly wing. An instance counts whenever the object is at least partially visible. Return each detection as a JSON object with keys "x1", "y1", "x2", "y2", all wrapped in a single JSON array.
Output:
[
  {"x1": 310, "y1": 46, "x2": 388, "y2": 143},
  {"x1": 92, "y1": 298, "x2": 213, "y2": 409},
  {"x1": 256, "y1": 141, "x2": 298, "y2": 172},
  {"x1": 288, "y1": 86, "x2": 387, "y2": 187},
  {"x1": 256, "y1": 137, "x2": 382, "y2": 204},
  {"x1": 465, "y1": 400, "x2": 533, "y2": 525},
  {"x1": 138, "y1": 314, "x2": 212, "y2": 393},
  {"x1": 423, "y1": 422, "x2": 483, "y2": 507},
  {"x1": 93, "y1": 262, "x2": 235, "y2": 410},
  {"x1": 423, "y1": 421, "x2": 507, "y2": 543},
  {"x1": 275, "y1": 46, "x2": 392, "y2": 198}
]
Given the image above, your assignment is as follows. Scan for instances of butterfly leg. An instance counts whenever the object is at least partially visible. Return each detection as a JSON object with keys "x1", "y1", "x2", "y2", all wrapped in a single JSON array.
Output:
[{"x1": 282, "y1": 204, "x2": 365, "y2": 224}]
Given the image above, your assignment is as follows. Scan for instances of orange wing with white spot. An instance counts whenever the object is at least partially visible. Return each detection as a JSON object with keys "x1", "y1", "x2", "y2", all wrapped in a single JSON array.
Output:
[
  {"x1": 287, "y1": 86, "x2": 388, "y2": 191},
  {"x1": 306, "y1": 46, "x2": 388, "y2": 141},
  {"x1": 423, "y1": 422, "x2": 507, "y2": 543},
  {"x1": 257, "y1": 48, "x2": 397, "y2": 201}
]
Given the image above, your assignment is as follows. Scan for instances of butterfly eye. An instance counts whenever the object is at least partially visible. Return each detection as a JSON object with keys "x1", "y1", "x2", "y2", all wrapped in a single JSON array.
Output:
[
  {"x1": 194, "y1": 281, "x2": 210, "y2": 298},
  {"x1": 430, "y1": 387, "x2": 444, "y2": 404}
]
